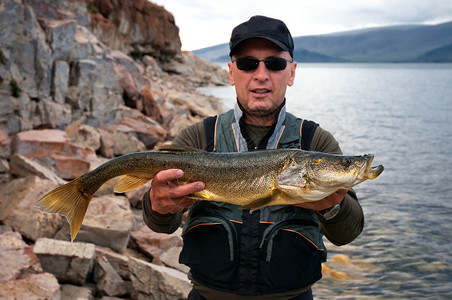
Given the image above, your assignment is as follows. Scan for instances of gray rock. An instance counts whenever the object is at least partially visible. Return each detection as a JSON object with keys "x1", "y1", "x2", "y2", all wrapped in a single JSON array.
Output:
[
  {"x1": 93, "y1": 255, "x2": 128, "y2": 297},
  {"x1": 10, "y1": 4, "x2": 53, "y2": 99},
  {"x1": 39, "y1": 98, "x2": 72, "y2": 129},
  {"x1": 0, "y1": 158, "x2": 9, "y2": 173},
  {"x1": 0, "y1": 231, "x2": 42, "y2": 283},
  {"x1": 69, "y1": 24, "x2": 105, "y2": 61},
  {"x1": 95, "y1": 246, "x2": 131, "y2": 280},
  {"x1": 0, "y1": 91, "x2": 15, "y2": 118},
  {"x1": 128, "y1": 257, "x2": 192, "y2": 300},
  {"x1": 39, "y1": 19, "x2": 76, "y2": 61},
  {"x1": 0, "y1": 128, "x2": 10, "y2": 159},
  {"x1": 67, "y1": 58, "x2": 124, "y2": 126},
  {"x1": 131, "y1": 226, "x2": 183, "y2": 259},
  {"x1": 0, "y1": 272, "x2": 61, "y2": 300},
  {"x1": 65, "y1": 121, "x2": 101, "y2": 151},
  {"x1": 0, "y1": 176, "x2": 64, "y2": 241},
  {"x1": 33, "y1": 237, "x2": 96, "y2": 285},
  {"x1": 9, "y1": 154, "x2": 67, "y2": 186},
  {"x1": 61, "y1": 284, "x2": 94, "y2": 300},
  {"x1": 10, "y1": 129, "x2": 96, "y2": 179},
  {"x1": 159, "y1": 246, "x2": 190, "y2": 274},
  {"x1": 52, "y1": 60, "x2": 70, "y2": 103},
  {"x1": 76, "y1": 195, "x2": 134, "y2": 253},
  {"x1": 96, "y1": 124, "x2": 146, "y2": 156}
]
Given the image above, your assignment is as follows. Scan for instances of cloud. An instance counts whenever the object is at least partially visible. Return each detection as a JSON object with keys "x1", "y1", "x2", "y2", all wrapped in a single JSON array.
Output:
[{"x1": 151, "y1": 0, "x2": 452, "y2": 50}]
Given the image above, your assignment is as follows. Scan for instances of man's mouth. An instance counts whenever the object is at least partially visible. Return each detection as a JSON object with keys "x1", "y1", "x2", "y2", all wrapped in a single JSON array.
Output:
[{"x1": 251, "y1": 89, "x2": 270, "y2": 95}]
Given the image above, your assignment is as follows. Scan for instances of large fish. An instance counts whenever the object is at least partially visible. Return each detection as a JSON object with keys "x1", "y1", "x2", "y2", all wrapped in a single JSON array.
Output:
[{"x1": 36, "y1": 145, "x2": 383, "y2": 241}]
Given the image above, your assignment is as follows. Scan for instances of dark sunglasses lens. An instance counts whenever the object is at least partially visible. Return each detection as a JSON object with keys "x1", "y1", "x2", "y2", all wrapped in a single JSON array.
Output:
[
  {"x1": 235, "y1": 57, "x2": 289, "y2": 71},
  {"x1": 236, "y1": 58, "x2": 259, "y2": 70},
  {"x1": 265, "y1": 58, "x2": 288, "y2": 70}
]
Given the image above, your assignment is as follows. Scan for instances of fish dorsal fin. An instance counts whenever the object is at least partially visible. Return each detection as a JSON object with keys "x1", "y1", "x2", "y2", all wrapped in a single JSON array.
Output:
[
  {"x1": 114, "y1": 175, "x2": 152, "y2": 193},
  {"x1": 156, "y1": 145, "x2": 205, "y2": 153}
]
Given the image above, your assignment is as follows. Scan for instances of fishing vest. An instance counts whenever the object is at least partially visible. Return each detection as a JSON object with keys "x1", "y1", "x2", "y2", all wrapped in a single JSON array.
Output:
[{"x1": 180, "y1": 102, "x2": 327, "y2": 295}]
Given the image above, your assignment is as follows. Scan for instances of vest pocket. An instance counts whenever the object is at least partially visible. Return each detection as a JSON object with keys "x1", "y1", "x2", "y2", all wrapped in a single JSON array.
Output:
[
  {"x1": 180, "y1": 215, "x2": 239, "y2": 286},
  {"x1": 260, "y1": 219, "x2": 324, "y2": 262},
  {"x1": 258, "y1": 219, "x2": 326, "y2": 291}
]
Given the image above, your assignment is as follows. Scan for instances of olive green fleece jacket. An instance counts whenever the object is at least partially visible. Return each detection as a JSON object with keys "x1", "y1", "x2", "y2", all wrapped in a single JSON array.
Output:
[{"x1": 142, "y1": 121, "x2": 364, "y2": 246}]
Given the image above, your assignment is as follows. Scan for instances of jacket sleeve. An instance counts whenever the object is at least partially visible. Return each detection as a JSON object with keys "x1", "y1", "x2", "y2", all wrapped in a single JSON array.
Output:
[
  {"x1": 142, "y1": 122, "x2": 206, "y2": 233},
  {"x1": 309, "y1": 127, "x2": 365, "y2": 246}
]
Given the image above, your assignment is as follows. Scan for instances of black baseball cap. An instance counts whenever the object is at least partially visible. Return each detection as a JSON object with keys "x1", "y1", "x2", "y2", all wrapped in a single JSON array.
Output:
[{"x1": 229, "y1": 15, "x2": 294, "y2": 57}]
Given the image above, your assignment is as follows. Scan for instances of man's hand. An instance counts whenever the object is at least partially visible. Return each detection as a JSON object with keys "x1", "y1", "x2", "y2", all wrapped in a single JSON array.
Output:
[
  {"x1": 294, "y1": 189, "x2": 348, "y2": 211},
  {"x1": 150, "y1": 169, "x2": 205, "y2": 214}
]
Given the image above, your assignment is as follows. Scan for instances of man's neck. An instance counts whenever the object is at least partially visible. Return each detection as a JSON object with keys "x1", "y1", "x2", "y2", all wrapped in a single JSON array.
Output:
[
  {"x1": 243, "y1": 112, "x2": 277, "y2": 126},
  {"x1": 236, "y1": 98, "x2": 285, "y2": 127}
]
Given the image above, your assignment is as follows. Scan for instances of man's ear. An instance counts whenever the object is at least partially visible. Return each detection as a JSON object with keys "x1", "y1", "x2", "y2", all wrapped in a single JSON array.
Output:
[
  {"x1": 287, "y1": 61, "x2": 297, "y2": 86},
  {"x1": 228, "y1": 62, "x2": 235, "y2": 86}
]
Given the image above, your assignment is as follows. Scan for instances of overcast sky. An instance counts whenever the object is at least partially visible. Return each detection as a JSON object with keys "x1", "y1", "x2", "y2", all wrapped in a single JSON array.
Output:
[{"x1": 151, "y1": 0, "x2": 452, "y2": 51}]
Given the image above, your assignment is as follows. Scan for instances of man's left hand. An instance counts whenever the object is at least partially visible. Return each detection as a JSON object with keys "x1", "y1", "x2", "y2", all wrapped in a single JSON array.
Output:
[{"x1": 294, "y1": 189, "x2": 348, "y2": 211}]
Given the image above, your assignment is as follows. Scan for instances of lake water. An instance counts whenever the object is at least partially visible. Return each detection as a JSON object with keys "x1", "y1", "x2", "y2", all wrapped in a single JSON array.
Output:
[{"x1": 199, "y1": 63, "x2": 452, "y2": 299}]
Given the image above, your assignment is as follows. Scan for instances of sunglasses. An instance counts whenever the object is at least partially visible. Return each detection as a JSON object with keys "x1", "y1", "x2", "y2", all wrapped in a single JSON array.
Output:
[{"x1": 233, "y1": 57, "x2": 293, "y2": 71}]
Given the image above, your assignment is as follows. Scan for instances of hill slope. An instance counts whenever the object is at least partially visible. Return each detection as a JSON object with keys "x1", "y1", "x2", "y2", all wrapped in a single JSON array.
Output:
[{"x1": 194, "y1": 21, "x2": 452, "y2": 63}]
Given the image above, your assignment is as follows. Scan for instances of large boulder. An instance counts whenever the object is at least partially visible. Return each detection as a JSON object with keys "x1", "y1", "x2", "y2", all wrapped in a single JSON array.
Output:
[
  {"x1": 95, "y1": 246, "x2": 131, "y2": 280},
  {"x1": 61, "y1": 284, "x2": 94, "y2": 300},
  {"x1": 0, "y1": 273, "x2": 61, "y2": 300},
  {"x1": 93, "y1": 255, "x2": 129, "y2": 297},
  {"x1": 9, "y1": 154, "x2": 67, "y2": 185},
  {"x1": 131, "y1": 226, "x2": 183, "y2": 259},
  {"x1": 0, "y1": 176, "x2": 64, "y2": 241},
  {"x1": 10, "y1": 129, "x2": 96, "y2": 179},
  {"x1": 89, "y1": 0, "x2": 182, "y2": 60},
  {"x1": 128, "y1": 257, "x2": 192, "y2": 300},
  {"x1": 33, "y1": 238, "x2": 96, "y2": 285},
  {"x1": 0, "y1": 231, "x2": 42, "y2": 283},
  {"x1": 76, "y1": 195, "x2": 134, "y2": 253}
]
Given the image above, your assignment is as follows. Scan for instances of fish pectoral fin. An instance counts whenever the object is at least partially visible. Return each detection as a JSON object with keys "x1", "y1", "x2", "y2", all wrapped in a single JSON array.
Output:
[
  {"x1": 240, "y1": 192, "x2": 281, "y2": 211},
  {"x1": 114, "y1": 175, "x2": 152, "y2": 193},
  {"x1": 186, "y1": 195, "x2": 207, "y2": 201},
  {"x1": 186, "y1": 190, "x2": 211, "y2": 201},
  {"x1": 156, "y1": 144, "x2": 205, "y2": 153}
]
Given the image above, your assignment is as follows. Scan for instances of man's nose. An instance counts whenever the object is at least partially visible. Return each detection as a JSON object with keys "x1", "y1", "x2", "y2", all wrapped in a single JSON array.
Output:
[{"x1": 253, "y1": 61, "x2": 270, "y2": 80}]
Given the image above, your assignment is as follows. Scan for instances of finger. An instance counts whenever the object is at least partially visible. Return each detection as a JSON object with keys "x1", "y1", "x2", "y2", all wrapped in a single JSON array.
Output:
[
  {"x1": 165, "y1": 181, "x2": 205, "y2": 199},
  {"x1": 152, "y1": 169, "x2": 184, "y2": 186}
]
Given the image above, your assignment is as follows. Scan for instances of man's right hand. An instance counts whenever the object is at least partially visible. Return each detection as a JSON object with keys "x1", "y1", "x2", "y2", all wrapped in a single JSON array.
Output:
[{"x1": 149, "y1": 169, "x2": 205, "y2": 215}]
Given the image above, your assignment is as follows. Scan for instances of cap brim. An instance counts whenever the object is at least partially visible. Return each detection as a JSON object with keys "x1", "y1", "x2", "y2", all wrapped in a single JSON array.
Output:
[{"x1": 229, "y1": 35, "x2": 290, "y2": 56}]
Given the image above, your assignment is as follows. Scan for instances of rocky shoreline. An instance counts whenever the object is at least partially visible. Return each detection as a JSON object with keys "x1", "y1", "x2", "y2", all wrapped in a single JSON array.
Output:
[{"x1": 0, "y1": 0, "x2": 229, "y2": 299}]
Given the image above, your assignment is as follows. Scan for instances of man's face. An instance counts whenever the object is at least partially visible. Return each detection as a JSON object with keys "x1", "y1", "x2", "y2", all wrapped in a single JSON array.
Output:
[{"x1": 228, "y1": 38, "x2": 297, "y2": 125}]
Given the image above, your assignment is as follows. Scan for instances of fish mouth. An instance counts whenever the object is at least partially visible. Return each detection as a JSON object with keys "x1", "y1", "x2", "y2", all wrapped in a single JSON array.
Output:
[
  {"x1": 367, "y1": 165, "x2": 384, "y2": 179},
  {"x1": 359, "y1": 154, "x2": 384, "y2": 180}
]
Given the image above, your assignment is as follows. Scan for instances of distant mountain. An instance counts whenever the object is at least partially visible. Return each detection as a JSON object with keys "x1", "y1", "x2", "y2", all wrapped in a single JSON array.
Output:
[
  {"x1": 193, "y1": 44, "x2": 229, "y2": 62},
  {"x1": 193, "y1": 21, "x2": 452, "y2": 63},
  {"x1": 413, "y1": 43, "x2": 452, "y2": 62}
]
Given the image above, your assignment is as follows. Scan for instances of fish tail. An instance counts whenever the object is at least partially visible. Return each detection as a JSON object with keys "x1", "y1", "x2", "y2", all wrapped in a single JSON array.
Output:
[{"x1": 35, "y1": 176, "x2": 92, "y2": 242}]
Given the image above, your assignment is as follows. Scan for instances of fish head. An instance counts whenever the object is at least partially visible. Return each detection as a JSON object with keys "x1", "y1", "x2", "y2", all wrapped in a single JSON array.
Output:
[
  {"x1": 306, "y1": 153, "x2": 383, "y2": 186},
  {"x1": 277, "y1": 152, "x2": 384, "y2": 201}
]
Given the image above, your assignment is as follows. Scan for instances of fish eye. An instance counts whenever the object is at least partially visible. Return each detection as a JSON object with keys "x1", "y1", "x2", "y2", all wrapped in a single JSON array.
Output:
[{"x1": 343, "y1": 158, "x2": 352, "y2": 167}]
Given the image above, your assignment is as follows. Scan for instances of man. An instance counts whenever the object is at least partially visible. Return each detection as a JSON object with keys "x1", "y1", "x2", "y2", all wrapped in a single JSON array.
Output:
[{"x1": 142, "y1": 16, "x2": 364, "y2": 300}]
